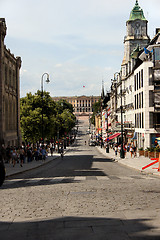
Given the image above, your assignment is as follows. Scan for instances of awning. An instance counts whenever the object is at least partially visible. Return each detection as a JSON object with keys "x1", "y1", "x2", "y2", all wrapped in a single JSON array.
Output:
[
  {"x1": 132, "y1": 132, "x2": 137, "y2": 140},
  {"x1": 156, "y1": 137, "x2": 160, "y2": 140},
  {"x1": 105, "y1": 132, "x2": 121, "y2": 141}
]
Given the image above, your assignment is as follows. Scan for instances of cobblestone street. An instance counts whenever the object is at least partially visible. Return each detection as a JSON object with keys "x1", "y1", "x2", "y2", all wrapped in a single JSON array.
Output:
[{"x1": 1, "y1": 120, "x2": 160, "y2": 239}]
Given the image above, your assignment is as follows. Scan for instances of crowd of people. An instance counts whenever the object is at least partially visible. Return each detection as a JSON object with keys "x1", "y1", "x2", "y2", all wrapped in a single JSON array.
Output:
[
  {"x1": 0, "y1": 143, "x2": 64, "y2": 167},
  {"x1": 110, "y1": 142, "x2": 137, "y2": 158}
]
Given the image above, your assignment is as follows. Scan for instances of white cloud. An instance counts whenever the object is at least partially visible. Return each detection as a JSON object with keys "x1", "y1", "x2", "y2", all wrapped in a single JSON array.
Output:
[{"x1": 1, "y1": 0, "x2": 160, "y2": 97}]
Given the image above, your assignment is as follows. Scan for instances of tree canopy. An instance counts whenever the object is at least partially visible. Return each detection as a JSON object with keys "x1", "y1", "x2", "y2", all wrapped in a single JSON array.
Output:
[
  {"x1": 90, "y1": 98, "x2": 101, "y2": 125},
  {"x1": 20, "y1": 91, "x2": 76, "y2": 143}
]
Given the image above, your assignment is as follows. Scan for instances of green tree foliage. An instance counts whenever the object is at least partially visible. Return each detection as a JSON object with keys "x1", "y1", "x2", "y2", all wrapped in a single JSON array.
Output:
[
  {"x1": 20, "y1": 91, "x2": 76, "y2": 143},
  {"x1": 90, "y1": 98, "x2": 101, "y2": 125}
]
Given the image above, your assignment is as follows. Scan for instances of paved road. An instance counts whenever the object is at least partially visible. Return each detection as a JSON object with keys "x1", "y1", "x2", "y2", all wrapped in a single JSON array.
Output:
[{"x1": 1, "y1": 119, "x2": 160, "y2": 239}]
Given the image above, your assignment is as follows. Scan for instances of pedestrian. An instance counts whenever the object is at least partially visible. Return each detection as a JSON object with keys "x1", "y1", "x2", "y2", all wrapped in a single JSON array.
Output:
[
  {"x1": 130, "y1": 146, "x2": 134, "y2": 158},
  {"x1": 6, "y1": 145, "x2": 11, "y2": 163},
  {"x1": 133, "y1": 145, "x2": 137, "y2": 157},
  {"x1": 118, "y1": 145, "x2": 121, "y2": 156},
  {"x1": 34, "y1": 148, "x2": 39, "y2": 161},
  {"x1": 41, "y1": 147, "x2": 46, "y2": 161},
  {"x1": 12, "y1": 147, "x2": 17, "y2": 167},
  {"x1": 60, "y1": 146, "x2": 64, "y2": 159},
  {"x1": 115, "y1": 145, "x2": 118, "y2": 156},
  {"x1": 19, "y1": 146, "x2": 24, "y2": 167},
  {"x1": 1, "y1": 145, "x2": 6, "y2": 163},
  {"x1": 27, "y1": 148, "x2": 32, "y2": 162},
  {"x1": 50, "y1": 144, "x2": 54, "y2": 156},
  {"x1": 127, "y1": 144, "x2": 130, "y2": 152},
  {"x1": 123, "y1": 144, "x2": 127, "y2": 158}
]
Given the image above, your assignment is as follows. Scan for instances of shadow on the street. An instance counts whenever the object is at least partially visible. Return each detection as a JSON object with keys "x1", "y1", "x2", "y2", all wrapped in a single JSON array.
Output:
[
  {"x1": 2, "y1": 153, "x2": 115, "y2": 189},
  {"x1": 0, "y1": 216, "x2": 159, "y2": 240}
]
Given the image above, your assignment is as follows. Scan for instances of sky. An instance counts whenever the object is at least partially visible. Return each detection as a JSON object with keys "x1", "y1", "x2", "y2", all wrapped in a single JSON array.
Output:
[{"x1": 1, "y1": 0, "x2": 160, "y2": 97}]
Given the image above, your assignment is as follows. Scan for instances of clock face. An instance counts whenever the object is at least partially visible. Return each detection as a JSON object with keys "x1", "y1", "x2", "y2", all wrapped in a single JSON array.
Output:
[{"x1": 135, "y1": 22, "x2": 140, "y2": 28}]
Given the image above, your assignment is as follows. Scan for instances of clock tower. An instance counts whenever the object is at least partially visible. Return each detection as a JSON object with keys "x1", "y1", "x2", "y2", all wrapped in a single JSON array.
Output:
[{"x1": 122, "y1": 0, "x2": 150, "y2": 65}]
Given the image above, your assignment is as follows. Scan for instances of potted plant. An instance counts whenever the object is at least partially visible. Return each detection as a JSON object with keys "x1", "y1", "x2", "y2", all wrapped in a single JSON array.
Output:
[{"x1": 138, "y1": 147, "x2": 144, "y2": 156}]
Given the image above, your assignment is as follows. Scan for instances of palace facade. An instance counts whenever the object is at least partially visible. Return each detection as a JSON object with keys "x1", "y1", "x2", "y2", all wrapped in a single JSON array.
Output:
[
  {"x1": 0, "y1": 18, "x2": 22, "y2": 147},
  {"x1": 52, "y1": 96, "x2": 100, "y2": 115}
]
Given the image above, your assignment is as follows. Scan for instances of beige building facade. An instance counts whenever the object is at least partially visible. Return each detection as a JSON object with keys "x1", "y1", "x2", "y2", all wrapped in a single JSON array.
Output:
[
  {"x1": 52, "y1": 95, "x2": 100, "y2": 116},
  {"x1": 0, "y1": 18, "x2": 22, "y2": 147}
]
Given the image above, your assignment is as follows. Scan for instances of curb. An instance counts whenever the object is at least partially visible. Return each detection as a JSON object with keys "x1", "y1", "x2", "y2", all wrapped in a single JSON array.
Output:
[
  {"x1": 5, "y1": 142, "x2": 76, "y2": 178},
  {"x1": 96, "y1": 146, "x2": 160, "y2": 178}
]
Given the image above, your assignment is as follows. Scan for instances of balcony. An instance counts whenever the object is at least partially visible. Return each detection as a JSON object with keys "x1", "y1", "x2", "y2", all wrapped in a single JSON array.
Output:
[
  {"x1": 154, "y1": 90, "x2": 160, "y2": 109},
  {"x1": 154, "y1": 124, "x2": 160, "y2": 131}
]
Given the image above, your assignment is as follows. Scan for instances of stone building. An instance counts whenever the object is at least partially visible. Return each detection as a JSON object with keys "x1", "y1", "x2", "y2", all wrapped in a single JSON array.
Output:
[
  {"x1": 109, "y1": 0, "x2": 160, "y2": 149},
  {"x1": 52, "y1": 95, "x2": 100, "y2": 116},
  {"x1": 0, "y1": 18, "x2": 22, "y2": 147}
]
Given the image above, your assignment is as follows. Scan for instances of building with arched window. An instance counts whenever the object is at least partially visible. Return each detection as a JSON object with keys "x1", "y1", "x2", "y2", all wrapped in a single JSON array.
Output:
[{"x1": 0, "y1": 18, "x2": 21, "y2": 147}]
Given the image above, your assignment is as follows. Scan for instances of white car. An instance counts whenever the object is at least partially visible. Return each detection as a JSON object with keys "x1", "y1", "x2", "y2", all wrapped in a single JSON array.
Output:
[{"x1": 89, "y1": 140, "x2": 96, "y2": 146}]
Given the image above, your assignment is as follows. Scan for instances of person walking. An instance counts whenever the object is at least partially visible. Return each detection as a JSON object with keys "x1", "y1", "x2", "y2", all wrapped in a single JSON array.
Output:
[
  {"x1": 41, "y1": 147, "x2": 46, "y2": 161},
  {"x1": 60, "y1": 146, "x2": 64, "y2": 159},
  {"x1": 133, "y1": 145, "x2": 137, "y2": 157},
  {"x1": 12, "y1": 147, "x2": 17, "y2": 167},
  {"x1": 19, "y1": 146, "x2": 25, "y2": 167},
  {"x1": 115, "y1": 145, "x2": 118, "y2": 156},
  {"x1": 130, "y1": 145, "x2": 134, "y2": 158}
]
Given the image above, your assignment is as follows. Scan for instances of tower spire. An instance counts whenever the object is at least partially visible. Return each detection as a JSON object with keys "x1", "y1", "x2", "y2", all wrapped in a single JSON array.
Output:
[{"x1": 101, "y1": 80, "x2": 105, "y2": 99}]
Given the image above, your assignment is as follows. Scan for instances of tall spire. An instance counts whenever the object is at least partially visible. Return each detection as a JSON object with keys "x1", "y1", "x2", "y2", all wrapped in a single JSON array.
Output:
[
  {"x1": 101, "y1": 80, "x2": 105, "y2": 99},
  {"x1": 129, "y1": 0, "x2": 146, "y2": 21}
]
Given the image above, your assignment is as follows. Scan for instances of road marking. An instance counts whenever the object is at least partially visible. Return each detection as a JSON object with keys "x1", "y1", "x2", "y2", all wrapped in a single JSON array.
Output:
[
  {"x1": 96, "y1": 176, "x2": 110, "y2": 180},
  {"x1": 25, "y1": 178, "x2": 44, "y2": 184},
  {"x1": 4, "y1": 179, "x2": 24, "y2": 185},
  {"x1": 50, "y1": 177, "x2": 65, "y2": 182},
  {"x1": 74, "y1": 176, "x2": 86, "y2": 181}
]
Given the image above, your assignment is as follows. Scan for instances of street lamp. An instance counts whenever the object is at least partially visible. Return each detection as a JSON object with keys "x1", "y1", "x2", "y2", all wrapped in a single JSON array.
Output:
[
  {"x1": 41, "y1": 73, "x2": 50, "y2": 144},
  {"x1": 114, "y1": 72, "x2": 125, "y2": 159}
]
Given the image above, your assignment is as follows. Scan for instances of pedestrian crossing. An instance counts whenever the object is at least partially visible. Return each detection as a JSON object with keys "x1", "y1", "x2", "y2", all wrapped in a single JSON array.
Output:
[{"x1": 3, "y1": 175, "x2": 156, "y2": 186}]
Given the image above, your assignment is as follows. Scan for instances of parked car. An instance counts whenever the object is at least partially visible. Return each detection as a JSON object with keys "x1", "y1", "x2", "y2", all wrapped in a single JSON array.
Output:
[
  {"x1": 89, "y1": 140, "x2": 96, "y2": 146},
  {"x1": 0, "y1": 155, "x2": 5, "y2": 187}
]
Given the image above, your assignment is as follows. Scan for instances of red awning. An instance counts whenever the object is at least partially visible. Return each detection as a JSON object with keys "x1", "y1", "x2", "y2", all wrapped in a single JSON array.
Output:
[{"x1": 105, "y1": 132, "x2": 121, "y2": 141}]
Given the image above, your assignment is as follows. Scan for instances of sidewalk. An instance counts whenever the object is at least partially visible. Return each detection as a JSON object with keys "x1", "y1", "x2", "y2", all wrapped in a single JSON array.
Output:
[
  {"x1": 4, "y1": 154, "x2": 59, "y2": 178},
  {"x1": 4, "y1": 144, "x2": 73, "y2": 178},
  {"x1": 96, "y1": 146, "x2": 160, "y2": 177}
]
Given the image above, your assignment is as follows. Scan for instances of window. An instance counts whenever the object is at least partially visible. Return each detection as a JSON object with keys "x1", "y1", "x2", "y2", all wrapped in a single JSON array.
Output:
[
  {"x1": 141, "y1": 92, "x2": 143, "y2": 108},
  {"x1": 5, "y1": 66, "x2": 8, "y2": 85},
  {"x1": 141, "y1": 69, "x2": 143, "y2": 87},
  {"x1": 149, "y1": 113, "x2": 154, "y2": 128},
  {"x1": 149, "y1": 91, "x2": 153, "y2": 107},
  {"x1": 154, "y1": 47, "x2": 160, "y2": 60},
  {"x1": 139, "y1": 71, "x2": 141, "y2": 89},
  {"x1": 139, "y1": 93, "x2": 141, "y2": 108},
  {"x1": 135, "y1": 95, "x2": 136, "y2": 109},
  {"x1": 134, "y1": 75, "x2": 136, "y2": 91},
  {"x1": 137, "y1": 114, "x2": 139, "y2": 128},
  {"x1": 137, "y1": 73, "x2": 139, "y2": 90},
  {"x1": 142, "y1": 112, "x2": 144, "y2": 128}
]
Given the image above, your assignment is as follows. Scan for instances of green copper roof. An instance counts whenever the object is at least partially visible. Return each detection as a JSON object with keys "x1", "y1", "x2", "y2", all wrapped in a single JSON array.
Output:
[
  {"x1": 131, "y1": 45, "x2": 141, "y2": 59},
  {"x1": 129, "y1": 0, "x2": 146, "y2": 21}
]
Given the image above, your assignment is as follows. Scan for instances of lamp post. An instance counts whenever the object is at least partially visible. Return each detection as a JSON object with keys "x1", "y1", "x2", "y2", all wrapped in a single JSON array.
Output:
[
  {"x1": 114, "y1": 72, "x2": 125, "y2": 159},
  {"x1": 41, "y1": 73, "x2": 50, "y2": 144}
]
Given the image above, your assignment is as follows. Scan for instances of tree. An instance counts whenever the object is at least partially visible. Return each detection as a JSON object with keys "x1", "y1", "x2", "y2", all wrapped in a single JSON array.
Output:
[
  {"x1": 90, "y1": 98, "x2": 101, "y2": 125},
  {"x1": 20, "y1": 91, "x2": 76, "y2": 143}
]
